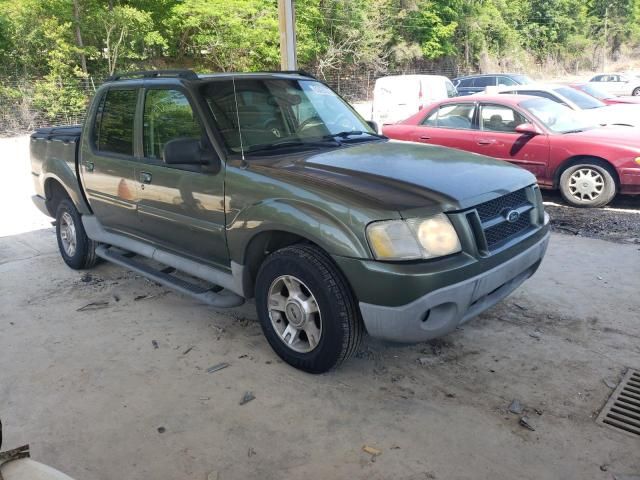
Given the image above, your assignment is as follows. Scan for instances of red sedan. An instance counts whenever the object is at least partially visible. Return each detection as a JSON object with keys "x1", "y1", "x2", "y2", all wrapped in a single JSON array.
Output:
[
  {"x1": 570, "y1": 83, "x2": 640, "y2": 105},
  {"x1": 382, "y1": 95, "x2": 640, "y2": 207}
]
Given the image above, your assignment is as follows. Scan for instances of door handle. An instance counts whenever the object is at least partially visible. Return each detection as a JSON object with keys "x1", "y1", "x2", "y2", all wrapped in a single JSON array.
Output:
[
  {"x1": 477, "y1": 139, "x2": 495, "y2": 145},
  {"x1": 419, "y1": 135, "x2": 431, "y2": 140},
  {"x1": 84, "y1": 161, "x2": 94, "y2": 172},
  {"x1": 139, "y1": 171, "x2": 152, "y2": 184}
]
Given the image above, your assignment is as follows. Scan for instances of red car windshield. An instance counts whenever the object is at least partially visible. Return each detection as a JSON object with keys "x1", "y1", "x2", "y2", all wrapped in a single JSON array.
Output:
[{"x1": 521, "y1": 98, "x2": 596, "y2": 133}]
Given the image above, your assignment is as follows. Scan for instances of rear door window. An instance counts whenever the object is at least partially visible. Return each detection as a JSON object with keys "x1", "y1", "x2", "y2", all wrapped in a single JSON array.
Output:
[
  {"x1": 143, "y1": 89, "x2": 203, "y2": 160},
  {"x1": 456, "y1": 78, "x2": 474, "y2": 88},
  {"x1": 93, "y1": 89, "x2": 137, "y2": 156},
  {"x1": 473, "y1": 76, "x2": 496, "y2": 88},
  {"x1": 422, "y1": 103, "x2": 476, "y2": 129}
]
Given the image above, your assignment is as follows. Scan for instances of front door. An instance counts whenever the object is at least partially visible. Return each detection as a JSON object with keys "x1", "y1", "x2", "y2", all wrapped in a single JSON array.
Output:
[
  {"x1": 135, "y1": 87, "x2": 228, "y2": 268},
  {"x1": 475, "y1": 103, "x2": 550, "y2": 179},
  {"x1": 80, "y1": 87, "x2": 141, "y2": 235}
]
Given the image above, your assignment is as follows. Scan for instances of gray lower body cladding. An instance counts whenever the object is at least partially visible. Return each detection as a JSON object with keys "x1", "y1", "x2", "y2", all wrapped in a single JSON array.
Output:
[{"x1": 359, "y1": 231, "x2": 550, "y2": 343}]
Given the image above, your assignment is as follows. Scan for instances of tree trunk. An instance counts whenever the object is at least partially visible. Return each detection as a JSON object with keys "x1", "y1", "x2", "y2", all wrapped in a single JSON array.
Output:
[{"x1": 72, "y1": 0, "x2": 88, "y2": 76}]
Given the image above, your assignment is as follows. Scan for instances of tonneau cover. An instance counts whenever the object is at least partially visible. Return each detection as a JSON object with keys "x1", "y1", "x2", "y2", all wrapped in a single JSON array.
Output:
[{"x1": 31, "y1": 125, "x2": 82, "y2": 142}]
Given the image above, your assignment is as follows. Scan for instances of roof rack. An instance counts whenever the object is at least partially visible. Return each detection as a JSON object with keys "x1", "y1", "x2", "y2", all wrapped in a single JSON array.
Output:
[
  {"x1": 262, "y1": 70, "x2": 317, "y2": 79},
  {"x1": 106, "y1": 69, "x2": 199, "y2": 82}
]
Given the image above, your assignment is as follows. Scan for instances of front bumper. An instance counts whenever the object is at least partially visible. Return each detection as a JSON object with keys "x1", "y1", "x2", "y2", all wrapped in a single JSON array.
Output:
[
  {"x1": 620, "y1": 167, "x2": 640, "y2": 195},
  {"x1": 356, "y1": 230, "x2": 550, "y2": 343}
]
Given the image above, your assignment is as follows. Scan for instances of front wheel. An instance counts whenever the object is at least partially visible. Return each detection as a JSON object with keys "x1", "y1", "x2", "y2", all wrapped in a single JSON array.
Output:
[
  {"x1": 632, "y1": 87, "x2": 640, "y2": 96},
  {"x1": 559, "y1": 162, "x2": 617, "y2": 208},
  {"x1": 255, "y1": 244, "x2": 363, "y2": 373},
  {"x1": 56, "y1": 199, "x2": 98, "y2": 269}
]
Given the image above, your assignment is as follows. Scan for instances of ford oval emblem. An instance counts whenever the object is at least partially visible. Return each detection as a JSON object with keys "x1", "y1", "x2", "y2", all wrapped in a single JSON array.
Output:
[{"x1": 505, "y1": 209, "x2": 520, "y2": 223}]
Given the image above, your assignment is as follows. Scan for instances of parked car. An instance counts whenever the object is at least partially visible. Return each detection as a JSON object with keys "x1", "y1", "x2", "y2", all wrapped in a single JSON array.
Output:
[
  {"x1": 453, "y1": 73, "x2": 533, "y2": 96},
  {"x1": 569, "y1": 82, "x2": 640, "y2": 105},
  {"x1": 30, "y1": 70, "x2": 549, "y2": 373},
  {"x1": 371, "y1": 74, "x2": 457, "y2": 129},
  {"x1": 496, "y1": 83, "x2": 640, "y2": 127},
  {"x1": 589, "y1": 73, "x2": 640, "y2": 96},
  {"x1": 382, "y1": 94, "x2": 640, "y2": 208}
]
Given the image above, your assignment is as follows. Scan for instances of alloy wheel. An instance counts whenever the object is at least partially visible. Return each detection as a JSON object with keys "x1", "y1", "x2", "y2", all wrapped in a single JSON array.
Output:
[{"x1": 268, "y1": 275, "x2": 322, "y2": 353}]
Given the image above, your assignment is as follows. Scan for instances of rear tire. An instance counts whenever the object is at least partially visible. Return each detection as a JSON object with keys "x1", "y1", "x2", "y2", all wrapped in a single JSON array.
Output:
[
  {"x1": 55, "y1": 199, "x2": 98, "y2": 269},
  {"x1": 255, "y1": 244, "x2": 363, "y2": 373},
  {"x1": 632, "y1": 87, "x2": 640, "y2": 96},
  {"x1": 559, "y1": 162, "x2": 616, "y2": 208}
]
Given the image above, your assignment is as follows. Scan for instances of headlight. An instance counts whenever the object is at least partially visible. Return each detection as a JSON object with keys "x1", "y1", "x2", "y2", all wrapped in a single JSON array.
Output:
[
  {"x1": 635, "y1": 157, "x2": 640, "y2": 166},
  {"x1": 367, "y1": 214, "x2": 461, "y2": 260}
]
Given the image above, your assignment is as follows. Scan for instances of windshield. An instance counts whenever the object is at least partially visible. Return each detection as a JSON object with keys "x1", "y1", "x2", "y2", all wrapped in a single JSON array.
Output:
[
  {"x1": 520, "y1": 97, "x2": 597, "y2": 133},
  {"x1": 201, "y1": 78, "x2": 376, "y2": 155},
  {"x1": 513, "y1": 74, "x2": 533, "y2": 85},
  {"x1": 553, "y1": 86, "x2": 605, "y2": 110},
  {"x1": 577, "y1": 84, "x2": 612, "y2": 100}
]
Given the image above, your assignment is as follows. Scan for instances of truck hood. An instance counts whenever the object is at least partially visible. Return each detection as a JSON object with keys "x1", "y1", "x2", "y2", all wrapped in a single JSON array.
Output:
[{"x1": 257, "y1": 140, "x2": 535, "y2": 213}]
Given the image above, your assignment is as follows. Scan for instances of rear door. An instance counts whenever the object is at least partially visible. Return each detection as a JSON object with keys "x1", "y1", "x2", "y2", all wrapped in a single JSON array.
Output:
[
  {"x1": 475, "y1": 103, "x2": 549, "y2": 178},
  {"x1": 135, "y1": 86, "x2": 228, "y2": 268},
  {"x1": 407, "y1": 102, "x2": 480, "y2": 152},
  {"x1": 80, "y1": 87, "x2": 141, "y2": 235}
]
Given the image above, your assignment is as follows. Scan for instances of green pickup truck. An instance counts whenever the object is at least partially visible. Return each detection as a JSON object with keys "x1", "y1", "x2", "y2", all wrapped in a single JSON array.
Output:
[{"x1": 31, "y1": 70, "x2": 550, "y2": 373}]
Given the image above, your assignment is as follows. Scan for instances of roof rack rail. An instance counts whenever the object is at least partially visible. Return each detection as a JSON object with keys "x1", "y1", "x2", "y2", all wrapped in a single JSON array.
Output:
[
  {"x1": 262, "y1": 70, "x2": 317, "y2": 79},
  {"x1": 107, "y1": 69, "x2": 199, "y2": 82}
]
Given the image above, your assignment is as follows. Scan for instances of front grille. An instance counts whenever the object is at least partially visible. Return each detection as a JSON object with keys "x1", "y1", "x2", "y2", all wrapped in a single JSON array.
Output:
[
  {"x1": 484, "y1": 214, "x2": 531, "y2": 247},
  {"x1": 468, "y1": 187, "x2": 536, "y2": 252},
  {"x1": 475, "y1": 188, "x2": 529, "y2": 222}
]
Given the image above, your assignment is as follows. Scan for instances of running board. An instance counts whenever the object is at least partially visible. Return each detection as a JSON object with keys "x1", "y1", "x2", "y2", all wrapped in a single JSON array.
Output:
[{"x1": 95, "y1": 245, "x2": 244, "y2": 308}]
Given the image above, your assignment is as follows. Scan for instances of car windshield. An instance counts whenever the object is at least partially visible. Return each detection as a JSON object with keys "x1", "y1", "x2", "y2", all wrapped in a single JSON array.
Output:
[
  {"x1": 520, "y1": 97, "x2": 597, "y2": 133},
  {"x1": 553, "y1": 86, "x2": 606, "y2": 109},
  {"x1": 512, "y1": 74, "x2": 533, "y2": 84},
  {"x1": 577, "y1": 84, "x2": 612, "y2": 100},
  {"x1": 201, "y1": 78, "x2": 376, "y2": 155}
]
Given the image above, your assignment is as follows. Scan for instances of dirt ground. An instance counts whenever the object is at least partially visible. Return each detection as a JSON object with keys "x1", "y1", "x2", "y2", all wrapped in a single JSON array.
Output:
[{"x1": 1, "y1": 136, "x2": 639, "y2": 480}]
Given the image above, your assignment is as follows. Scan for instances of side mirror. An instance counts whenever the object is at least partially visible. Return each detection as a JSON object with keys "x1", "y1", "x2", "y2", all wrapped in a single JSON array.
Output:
[
  {"x1": 163, "y1": 138, "x2": 221, "y2": 174},
  {"x1": 515, "y1": 123, "x2": 541, "y2": 135},
  {"x1": 366, "y1": 120, "x2": 379, "y2": 133}
]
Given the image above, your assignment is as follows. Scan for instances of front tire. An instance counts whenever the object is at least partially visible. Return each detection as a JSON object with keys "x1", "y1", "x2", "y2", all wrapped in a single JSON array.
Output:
[
  {"x1": 255, "y1": 244, "x2": 363, "y2": 373},
  {"x1": 632, "y1": 87, "x2": 640, "y2": 96},
  {"x1": 56, "y1": 199, "x2": 98, "y2": 269},
  {"x1": 559, "y1": 162, "x2": 617, "y2": 208}
]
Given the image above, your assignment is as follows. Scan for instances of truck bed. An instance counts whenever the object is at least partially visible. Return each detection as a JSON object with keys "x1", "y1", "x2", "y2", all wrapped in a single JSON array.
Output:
[{"x1": 30, "y1": 125, "x2": 82, "y2": 178}]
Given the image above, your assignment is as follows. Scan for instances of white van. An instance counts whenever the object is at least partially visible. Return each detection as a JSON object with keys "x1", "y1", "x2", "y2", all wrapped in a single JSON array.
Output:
[{"x1": 371, "y1": 75, "x2": 457, "y2": 130}]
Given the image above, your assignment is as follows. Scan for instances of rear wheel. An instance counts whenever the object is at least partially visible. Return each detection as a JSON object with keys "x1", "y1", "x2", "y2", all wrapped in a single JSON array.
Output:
[
  {"x1": 255, "y1": 244, "x2": 363, "y2": 373},
  {"x1": 559, "y1": 162, "x2": 616, "y2": 208},
  {"x1": 632, "y1": 87, "x2": 640, "y2": 96},
  {"x1": 56, "y1": 199, "x2": 98, "y2": 269}
]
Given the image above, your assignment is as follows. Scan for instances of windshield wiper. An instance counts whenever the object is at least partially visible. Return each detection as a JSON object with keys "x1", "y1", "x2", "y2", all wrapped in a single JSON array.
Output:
[
  {"x1": 323, "y1": 131, "x2": 386, "y2": 141},
  {"x1": 247, "y1": 139, "x2": 340, "y2": 154},
  {"x1": 562, "y1": 129, "x2": 584, "y2": 134}
]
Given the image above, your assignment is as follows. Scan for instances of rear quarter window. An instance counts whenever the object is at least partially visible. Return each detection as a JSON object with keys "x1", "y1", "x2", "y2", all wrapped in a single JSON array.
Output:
[{"x1": 93, "y1": 89, "x2": 138, "y2": 156}]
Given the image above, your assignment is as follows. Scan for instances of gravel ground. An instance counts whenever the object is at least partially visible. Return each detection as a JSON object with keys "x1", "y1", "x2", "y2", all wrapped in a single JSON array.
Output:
[{"x1": 543, "y1": 191, "x2": 640, "y2": 245}]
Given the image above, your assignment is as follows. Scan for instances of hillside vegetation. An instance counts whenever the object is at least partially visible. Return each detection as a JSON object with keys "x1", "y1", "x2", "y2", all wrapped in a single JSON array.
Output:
[{"x1": 0, "y1": 0, "x2": 639, "y2": 129}]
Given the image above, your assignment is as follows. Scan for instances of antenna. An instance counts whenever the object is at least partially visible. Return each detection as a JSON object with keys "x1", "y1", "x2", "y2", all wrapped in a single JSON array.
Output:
[{"x1": 232, "y1": 76, "x2": 246, "y2": 162}]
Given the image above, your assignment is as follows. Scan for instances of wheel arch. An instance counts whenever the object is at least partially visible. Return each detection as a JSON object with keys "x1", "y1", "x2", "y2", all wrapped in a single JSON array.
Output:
[
  {"x1": 553, "y1": 155, "x2": 619, "y2": 189},
  {"x1": 229, "y1": 200, "x2": 370, "y2": 299}
]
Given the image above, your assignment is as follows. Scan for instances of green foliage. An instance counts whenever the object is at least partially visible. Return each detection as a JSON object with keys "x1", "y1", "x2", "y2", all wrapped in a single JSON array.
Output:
[
  {"x1": 1, "y1": 0, "x2": 640, "y2": 130},
  {"x1": 166, "y1": 0, "x2": 280, "y2": 71}
]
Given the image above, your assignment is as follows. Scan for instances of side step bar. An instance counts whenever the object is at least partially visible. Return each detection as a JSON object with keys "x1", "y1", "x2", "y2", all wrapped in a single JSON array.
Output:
[{"x1": 96, "y1": 245, "x2": 244, "y2": 308}]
